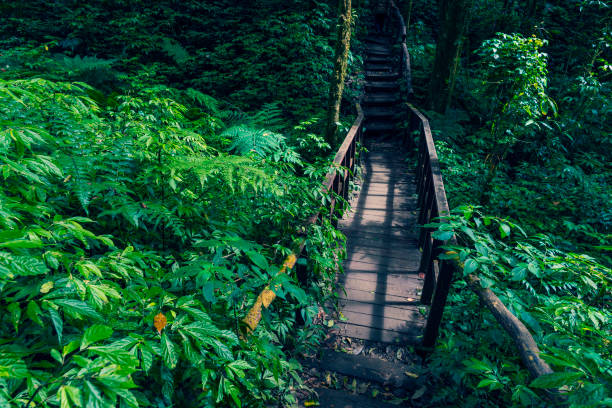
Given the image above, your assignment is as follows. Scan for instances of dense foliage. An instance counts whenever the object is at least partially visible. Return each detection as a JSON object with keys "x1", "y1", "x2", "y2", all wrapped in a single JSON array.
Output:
[
  {"x1": 405, "y1": 0, "x2": 611, "y2": 406},
  {"x1": 0, "y1": 75, "x2": 347, "y2": 407},
  {"x1": 0, "y1": 1, "x2": 366, "y2": 406}
]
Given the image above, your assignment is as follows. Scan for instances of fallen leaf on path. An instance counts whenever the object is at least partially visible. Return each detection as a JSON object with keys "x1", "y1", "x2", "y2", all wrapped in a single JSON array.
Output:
[
  {"x1": 351, "y1": 344, "x2": 364, "y2": 355},
  {"x1": 412, "y1": 386, "x2": 426, "y2": 400}
]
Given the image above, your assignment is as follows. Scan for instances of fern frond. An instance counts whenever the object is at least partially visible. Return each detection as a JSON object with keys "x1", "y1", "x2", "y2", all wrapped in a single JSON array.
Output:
[
  {"x1": 222, "y1": 126, "x2": 284, "y2": 156},
  {"x1": 185, "y1": 89, "x2": 219, "y2": 115},
  {"x1": 250, "y1": 102, "x2": 285, "y2": 131},
  {"x1": 173, "y1": 155, "x2": 277, "y2": 193}
]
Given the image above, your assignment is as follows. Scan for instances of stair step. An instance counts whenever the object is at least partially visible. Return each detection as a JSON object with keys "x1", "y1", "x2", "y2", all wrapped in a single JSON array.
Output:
[
  {"x1": 367, "y1": 50, "x2": 393, "y2": 59},
  {"x1": 365, "y1": 123, "x2": 397, "y2": 133},
  {"x1": 310, "y1": 351, "x2": 421, "y2": 388},
  {"x1": 365, "y1": 36, "x2": 393, "y2": 46},
  {"x1": 364, "y1": 107, "x2": 399, "y2": 118},
  {"x1": 367, "y1": 56, "x2": 395, "y2": 64},
  {"x1": 365, "y1": 81, "x2": 399, "y2": 91},
  {"x1": 300, "y1": 388, "x2": 400, "y2": 408},
  {"x1": 365, "y1": 72, "x2": 400, "y2": 82},
  {"x1": 365, "y1": 63, "x2": 394, "y2": 72},
  {"x1": 366, "y1": 44, "x2": 393, "y2": 53},
  {"x1": 363, "y1": 94, "x2": 400, "y2": 106}
]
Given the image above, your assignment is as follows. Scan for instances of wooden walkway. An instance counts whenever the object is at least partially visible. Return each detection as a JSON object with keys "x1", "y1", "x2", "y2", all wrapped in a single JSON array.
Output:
[
  {"x1": 332, "y1": 35, "x2": 427, "y2": 344},
  {"x1": 335, "y1": 143, "x2": 426, "y2": 343}
]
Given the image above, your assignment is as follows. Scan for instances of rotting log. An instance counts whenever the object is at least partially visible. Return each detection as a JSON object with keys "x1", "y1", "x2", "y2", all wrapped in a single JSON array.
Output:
[{"x1": 465, "y1": 272, "x2": 554, "y2": 379}]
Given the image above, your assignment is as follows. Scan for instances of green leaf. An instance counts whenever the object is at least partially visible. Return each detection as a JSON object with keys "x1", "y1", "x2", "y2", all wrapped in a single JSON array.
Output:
[
  {"x1": 527, "y1": 262, "x2": 541, "y2": 278},
  {"x1": 53, "y1": 299, "x2": 103, "y2": 321},
  {"x1": 27, "y1": 301, "x2": 44, "y2": 326},
  {"x1": 460, "y1": 226, "x2": 476, "y2": 241},
  {"x1": 499, "y1": 224, "x2": 511, "y2": 238},
  {"x1": 7, "y1": 303, "x2": 21, "y2": 332},
  {"x1": 228, "y1": 360, "x2": 254, "y2": 371},
  {"x1": 247, "y1": 251, "x2": 268, "y2": 270},
  {"x1": 49, "y1": 308, "x2": 63, "y2": 344},
  {"x1": 432, "y1": 230, "x2": 454, "y2": 241},
  {"x1": 529, "y1": 371, "x2": 584, "y2": 388},
  {"x1": 463, "y1": 259, "x2": 478, "y2": 274},
  {"x1": 477, "y1": 378, "x2": 499, "y2": 389},
  {"x1": 58, "y1": 386, "x2": 70, "y2": 408},
  {"x1": 161, "y1": 332, "x2": 178, "y2": 369},
  {"x1": 0, "y1": 356, "x2": 29, "y2": 378},
  {"x1": 511, "y1": 266, "x2": 527, "y2": 281},
  {"x1": 479, "y1": 276, "x2": 494, "y2": 288},
  {"x1": 81, "y1": 325, "x2": 113, "y2": 350},
  {"x1": 51, "y1": 349, "x2": 63, "y2": 364},
  {"x1": 63, "y1": 340, "x2": 80, "y2": 357},
  {"x1": 65, "y1": 386, "x2": 82, "y2": 407}
]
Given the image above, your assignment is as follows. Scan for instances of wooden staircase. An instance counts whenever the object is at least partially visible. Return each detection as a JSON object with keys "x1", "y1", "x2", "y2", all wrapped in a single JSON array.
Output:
[{"x1": 299, "y1": 32, "x2": 426, "y2": 408}]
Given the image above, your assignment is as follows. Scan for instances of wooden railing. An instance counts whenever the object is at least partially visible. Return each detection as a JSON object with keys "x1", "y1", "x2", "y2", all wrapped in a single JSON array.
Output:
[
  {"x1": 243, "y1": 106, "x2": 364, "y2": 334},
  {"x1": 322, "y1": 106, "x2": 365, "y2": 227},
  {"x1": 389, "y1": 0, "x2": 555, "y2": 384}
]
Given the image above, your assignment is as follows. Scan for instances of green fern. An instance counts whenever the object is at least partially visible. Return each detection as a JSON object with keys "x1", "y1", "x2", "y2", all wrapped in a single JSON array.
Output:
[
  {"x1": 173, "y1": 154, "x2": 276, "y2": 193},
  {"x1": 222, "y1": 126, "x2": 285, "y2": 156},
  {"x1": 160, "y1": 37, "x2": 190, "y2": 64}
]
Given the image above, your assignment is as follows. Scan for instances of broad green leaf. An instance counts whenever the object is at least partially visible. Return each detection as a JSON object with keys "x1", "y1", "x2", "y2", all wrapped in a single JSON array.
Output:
[
  {"x1": 49, "y1": 308, "x2": 63, "y2": 344},
  {"x1": 499, "y1": 224, "x2": 511, "y2": 238},
  {"x1": 58, "y1": 386, "x2": 70, "y2": 408},
  {"x1": 53, "y1": 299, "x2": 103, "y2": 321},
  {"x1": 529, "y1": 371, "x2": 584, "y2": 388},
  {"x1": 51, "y1": 349, "x2": 63, "y2": 364},
  {"x1": 511, "y1": 266, "x2": 527, "y2": 281},
  {"x1": 63, "y1": 340, "x2": 80, "y2": 356},
  {"x1": 161, "y1": 332, "x2": 178, "y2": 369},
  {"x1": 0, "y1": 356, "x2": 28, "y2": 378},
  {"x1": 247, "y1": 250, "x2": 268, "y2": 270},
  {"x1": 81, "y1": 325, "x2": 113, "y2": 349},
  {"x1": 463, "y1": 259, "x2": 478, "y2": 274},
  {"x1": 27, "y1": 301, "x2": 44, "y2": 326},
  {"x1": 65, "y1": 386, "x2": 82, "y2": 407},
  {"x1": 432, "y1": 230, "x2": 454, "y2": 241}
]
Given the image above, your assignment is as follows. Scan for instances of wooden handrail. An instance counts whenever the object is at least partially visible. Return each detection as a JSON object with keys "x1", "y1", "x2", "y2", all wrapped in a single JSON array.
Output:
[
  {"x1": 390, "y1": 4, "x2": 555, "y2": 383},
  {"x1": 242, "y1": 106, "x2": 364, "y2": 335}
]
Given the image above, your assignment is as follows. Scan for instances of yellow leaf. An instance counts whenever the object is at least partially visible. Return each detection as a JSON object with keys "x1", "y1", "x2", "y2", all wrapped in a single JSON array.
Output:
[
  {"x1": 304, "y1": 401, "x2": 319, "y2": 407},
  {"x1": 40, "y1": 281, "x2": 54, "y2": 294},
  {"x1": 404, "y1": 371, "x2": 419, "y2": 379},
  {"x1": 154, "y1": 312, "x2": 167, "y2": 334}
]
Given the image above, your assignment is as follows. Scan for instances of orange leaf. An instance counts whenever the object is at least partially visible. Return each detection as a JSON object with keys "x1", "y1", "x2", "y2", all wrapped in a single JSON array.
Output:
[{"x1": 154, "y1": 312, "x2": 167, "y2": 334}]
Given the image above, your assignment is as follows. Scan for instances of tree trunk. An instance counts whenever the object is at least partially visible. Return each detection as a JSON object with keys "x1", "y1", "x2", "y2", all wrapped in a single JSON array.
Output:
[
  {"x1": 325, "y1": 0, "x2": 352, "y2": 147},
  {"x1": 428, "y1": 0, "x2": 469, "y2": 113},
  {"x1": 402, "y1": 0, "x2": 413, "y2": 31}
]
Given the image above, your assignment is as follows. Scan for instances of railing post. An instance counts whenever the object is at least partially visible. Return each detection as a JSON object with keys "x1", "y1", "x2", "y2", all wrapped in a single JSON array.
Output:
[{"x1": 422, "y1": 256, "x2": 455, "y2": 348}]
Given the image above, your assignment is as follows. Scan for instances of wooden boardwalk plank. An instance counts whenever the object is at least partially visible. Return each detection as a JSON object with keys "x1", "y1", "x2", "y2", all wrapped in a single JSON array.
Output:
[
  {"x1": 342, "y1": 231, "x2": 418, "y2": 246},
  {"x1": 340, "y1": 310, "x2": 425, "y2": 334},
  {"x1": 346, "y1": 250, "x2": 421, "y2": 265},
  {"x1": 339, "y1": 272, "x2": 422, "y2": 293},
  {"x1": 338, "y1": 299, "x2": 421, "y2": 321},
  {"x1": 338, "y1": 287, "x2": 422, "y2": 305},
  {"x1": 333, "y1": 322, "x2": 421, "y2": 344},
  {"x1": 337, "y1": 118, "x2": 425, "y2": 344},
  {"x1": 342, "y1": 259, "x2": 420, "y2": 274}
]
